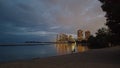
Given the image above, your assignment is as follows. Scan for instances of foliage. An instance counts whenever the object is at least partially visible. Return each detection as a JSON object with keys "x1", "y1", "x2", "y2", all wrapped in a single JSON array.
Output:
[
  {"x1": 88, "y1": 28, "x2": 112, "y2": 49},
  {"x1": 99, "y1": 0, "x2": 120, "y2": 44}
]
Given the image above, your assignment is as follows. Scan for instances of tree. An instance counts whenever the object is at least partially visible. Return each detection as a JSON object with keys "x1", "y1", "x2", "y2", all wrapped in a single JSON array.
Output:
[
  {"x1": 96, "y1": 28, "x2": 112, "y2": 47},
  {"x1": 88, "y1": 35, "x2": 99, "y2": 49},
  {"x1": 99, "y1": 0, "x2": 120, "y2": 44},
  {"x1": 88, "y1": 28, "x2": 112, "y2": 49}
]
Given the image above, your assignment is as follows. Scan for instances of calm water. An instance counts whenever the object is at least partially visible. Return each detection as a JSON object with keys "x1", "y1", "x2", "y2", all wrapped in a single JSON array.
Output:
[{"x1": 0, "y1": 43, "x2": 88, "y2": 62}]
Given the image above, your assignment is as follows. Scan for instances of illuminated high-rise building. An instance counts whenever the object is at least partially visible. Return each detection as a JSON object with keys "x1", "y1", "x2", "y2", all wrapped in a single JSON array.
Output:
[
  {"x1": 56, "y1": 34, "x2": 60, "y2": 42},
  {"x1": 56, "y1": 33, "x2": 69, "y2": 42},
  {"x1": 85, "y1": 30, "x2": 91, "y2": 40},
  {"x1": 68, "y1": 35, "x2": 75, "y2": 42},
  {"x1": 77, "y1": 29, "x2": 83, "y2": 41}
]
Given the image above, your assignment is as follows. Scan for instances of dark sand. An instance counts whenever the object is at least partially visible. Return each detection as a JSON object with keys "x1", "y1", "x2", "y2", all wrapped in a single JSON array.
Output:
[{"x1": 0, "y1": 46, "x2": 120, "y2": 68}]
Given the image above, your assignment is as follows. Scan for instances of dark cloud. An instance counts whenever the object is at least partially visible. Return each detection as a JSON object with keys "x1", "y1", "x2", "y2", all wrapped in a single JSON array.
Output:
[
  {"x1": 17, "y1": 3, "x2": 33, "y2": 11},
  {"x1": 0, "y1": 0, "x2": 106, "y2": 43}
]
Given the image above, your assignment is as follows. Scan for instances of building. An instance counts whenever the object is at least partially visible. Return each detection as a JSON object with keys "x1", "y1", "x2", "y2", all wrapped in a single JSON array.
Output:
[
  {"x1": 85, "y1": 30, "x2": 91, "y2": 40},
  {"x1": 77, "y1": 29, "x2": 83, "y2": 41},
  {"x1": 68, "y1": 35, "x2": 75, "y2": 42},
  {"x1": 56, "y1": 33, "x2": 69, "y2": 42}
]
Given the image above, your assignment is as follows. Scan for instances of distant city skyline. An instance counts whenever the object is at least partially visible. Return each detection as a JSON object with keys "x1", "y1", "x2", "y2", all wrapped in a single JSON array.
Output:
[
  {"x1": 0, "y1": 0, "x2": 106, "y2": 43},
  {"x1": 56, "y1": 29, "x2": 91, "y2": 43}
]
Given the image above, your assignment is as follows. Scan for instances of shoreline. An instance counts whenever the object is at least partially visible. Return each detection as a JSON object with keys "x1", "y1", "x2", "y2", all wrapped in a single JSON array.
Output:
[
  {"x1": 0, "y1": 46, "x2": 120, "y2": 68},
  {"x1": 0, "y1": 43, "x2": 55, "y2": 46},
  {"x1": 0, "y1": 43, "x2": 74, "y2": 46}
]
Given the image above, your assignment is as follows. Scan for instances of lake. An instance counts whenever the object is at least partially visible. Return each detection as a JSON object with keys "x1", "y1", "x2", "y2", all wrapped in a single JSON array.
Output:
[{"x1": 0, "y1": 43, "x2": 88, "y2": 62}]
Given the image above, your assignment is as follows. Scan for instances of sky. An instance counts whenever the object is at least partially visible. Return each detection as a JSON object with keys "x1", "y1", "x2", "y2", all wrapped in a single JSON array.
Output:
[{"x1": 0, "y1": 0, "x2": 106, "y2": 43}]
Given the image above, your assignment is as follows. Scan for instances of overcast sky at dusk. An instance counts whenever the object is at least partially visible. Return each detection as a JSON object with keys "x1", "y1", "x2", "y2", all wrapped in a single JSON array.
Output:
[{"x1": 0, "y1": 0, "x2": 106, "y2": 43}]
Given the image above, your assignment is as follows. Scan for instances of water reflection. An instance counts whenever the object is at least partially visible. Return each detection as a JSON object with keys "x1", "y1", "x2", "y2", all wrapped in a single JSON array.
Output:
[
  {"x1": 55, "y1": 43, "x2": 88, "y2": 55},
  {"x1": 76, "y1": 44, "x2": 88, "y2": 53}
]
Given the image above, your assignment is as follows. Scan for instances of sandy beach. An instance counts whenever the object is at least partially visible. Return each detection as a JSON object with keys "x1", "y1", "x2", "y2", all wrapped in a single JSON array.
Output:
[{"x1": 0, "y1": 46, "x2": 120, "y2": 68}]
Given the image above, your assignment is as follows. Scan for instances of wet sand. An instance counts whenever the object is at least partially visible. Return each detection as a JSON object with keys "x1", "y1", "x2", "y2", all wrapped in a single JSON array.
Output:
[{"x1": 0, "y1": 46, "x2": 120, "y2": 68}]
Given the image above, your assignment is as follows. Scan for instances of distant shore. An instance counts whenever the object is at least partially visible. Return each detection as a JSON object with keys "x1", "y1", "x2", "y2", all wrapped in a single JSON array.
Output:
[
  {"x1": 0, "y1": 42, "x2": 75, "y2": 46},
  {"x1": 0, "y1": 42, "x2": 87, "y2": 46},
  {"x1": 0, "y1": 42, "x2": 57, "y2": 46},
  {"x1": 0, "y1": 46, "x2": 120, "y2": 68}
]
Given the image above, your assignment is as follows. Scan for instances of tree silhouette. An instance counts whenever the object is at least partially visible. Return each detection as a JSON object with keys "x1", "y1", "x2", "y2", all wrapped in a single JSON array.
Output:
[
  {"x1": 88, "y1": 28, "x2": 112, "y2": 49},
  {"x1": 99, "y1": 0, "x2": 120, "y2": 44}
]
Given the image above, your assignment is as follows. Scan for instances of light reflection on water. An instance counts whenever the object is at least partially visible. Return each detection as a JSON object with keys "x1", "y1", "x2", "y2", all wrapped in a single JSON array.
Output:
[
  {"x1": 0, "y1": 43, "x2": 88, "y2": 62},
  {"x1": 55, "y1": 43, "x2": 88, "y2": 55}
]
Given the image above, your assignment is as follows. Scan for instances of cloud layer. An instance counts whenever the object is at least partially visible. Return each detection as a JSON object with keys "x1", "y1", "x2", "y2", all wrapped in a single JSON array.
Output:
[{"x1": 0, "y1": 0, "x2": 106, "y2": 43}]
